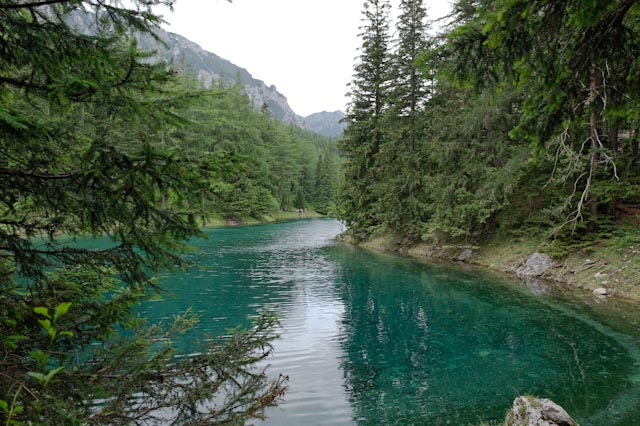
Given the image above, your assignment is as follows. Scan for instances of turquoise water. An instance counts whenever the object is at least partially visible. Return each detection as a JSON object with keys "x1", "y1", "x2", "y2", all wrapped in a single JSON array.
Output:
[{"x1": 136, "y1": 219, "x2": 640, "y2": 425}]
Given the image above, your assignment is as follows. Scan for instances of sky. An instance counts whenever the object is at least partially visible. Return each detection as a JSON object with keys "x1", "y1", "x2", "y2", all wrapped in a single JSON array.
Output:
[{"x1": 160, "y1": 0, "x2": 452, "y2": 117}]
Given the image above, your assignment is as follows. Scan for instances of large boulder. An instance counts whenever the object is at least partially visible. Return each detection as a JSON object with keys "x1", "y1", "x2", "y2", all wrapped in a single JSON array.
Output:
[
  {"x1": 516, "y1": 253, "x2": 554, "y2": 278},
  {"x1": 506, "y1": 396, "x2": 577, "y2": 426},
  {"x1": 456, "y1": 248, "x2": 474, "y2": 262}
]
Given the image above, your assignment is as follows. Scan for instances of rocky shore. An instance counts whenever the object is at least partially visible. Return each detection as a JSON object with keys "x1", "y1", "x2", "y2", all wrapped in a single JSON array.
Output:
[{"x1": 348, "y1": 235, "x2": 640, "y2": 303}]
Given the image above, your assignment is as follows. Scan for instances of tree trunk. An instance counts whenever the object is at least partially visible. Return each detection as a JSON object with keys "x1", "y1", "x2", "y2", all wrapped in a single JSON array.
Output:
[
  {"x1": 609, "y1": 125, "x2": 619, "y2": 153},
  {"x1": 588, "y1": 61, "x2": 599, "y2": 226}
]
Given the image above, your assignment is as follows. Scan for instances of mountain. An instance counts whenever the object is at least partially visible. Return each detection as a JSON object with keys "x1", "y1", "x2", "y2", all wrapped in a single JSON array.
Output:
[
  {"x1": 67, "y1": 11, "x2": 344, "y2": 137},
  {"x1": 136, "y1": 29, "x2": 306, "y2": 127},
  {"x1": 303, "y1": 111, "x2": 347, "y2": 139},
  {"x1": 139, "y1": 29, "x2": 349, "y2": 138}
]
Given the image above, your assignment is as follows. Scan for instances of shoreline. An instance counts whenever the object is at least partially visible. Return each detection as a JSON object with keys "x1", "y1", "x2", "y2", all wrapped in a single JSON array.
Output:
[
  {"x1": 338, "y1": 230, "x2": 640, "y2": 425},
  {"x1": 340, "y1": 233, "x2": 640, "y2": 303},
  {"x1": 202, "y1": 211, "x2": 326, "y2": 228}
]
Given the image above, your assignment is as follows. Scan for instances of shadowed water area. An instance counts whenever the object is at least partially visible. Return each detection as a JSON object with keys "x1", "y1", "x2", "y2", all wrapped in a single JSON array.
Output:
[{"x1": 135, "y1": 219, "x2": 640, "y2": 425}]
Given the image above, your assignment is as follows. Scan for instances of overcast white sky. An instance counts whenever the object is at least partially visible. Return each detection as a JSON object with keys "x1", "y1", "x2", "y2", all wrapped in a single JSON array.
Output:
[{"x1": 160, "y1": 0, "x2": 452, "y2": 117}]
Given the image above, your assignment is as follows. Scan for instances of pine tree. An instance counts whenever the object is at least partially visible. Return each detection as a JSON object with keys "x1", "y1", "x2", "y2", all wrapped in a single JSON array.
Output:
[
  {"x1": 294, "y1": 189, "x2": 307, "y2": 210},
  {"x1": 300, "y1": 164, "x2": 315, "y2": 207},
  {"x1": 314, "y1": 151, "x2": 338, "y2": 215},
  {"x1": 377, "y1": 0, "x2": 432, "y2": 241},
  {"x1": 0, "y1": 2, "x2": 287, "y2": 423},
  {"x1": 339, "y1": 0, "x2": 393, "y2": 239},
  {"x1": 390, "y1": 0, "x2": 431, "y2": 149},
  {"x1": 445, "y1": 0, "x2": 640, "y2": 229}
]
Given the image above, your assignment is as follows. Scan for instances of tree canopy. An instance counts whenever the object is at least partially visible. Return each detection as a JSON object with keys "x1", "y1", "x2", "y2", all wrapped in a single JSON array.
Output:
[
  {"x1": 339, "y1": 0, "x2": 393, "y2": 241},
  {"x1": 339, "y1": 0, "x2": 640, "y2": 250},
  {"x1": 0, "y1": 1, "x2": 290, "y2": 424}
]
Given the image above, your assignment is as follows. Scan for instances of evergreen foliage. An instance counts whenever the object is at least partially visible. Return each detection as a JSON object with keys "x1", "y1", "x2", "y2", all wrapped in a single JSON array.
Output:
[
  {"x1": 339, "y1": 0, "x2": 393, "y2": 240},
  {"x1": 185, "y1": 83, "x2": 338, "y2": 219},
  {"x1": 339, "y1": 0, "x2": 640, "y2": 248},
  {"x1": 0, "y1": 1, "x2": 292, "y2": 424},
  {"x1": 446, "y1": 0, "x2": 640, "y2": 228},
  {"x1": 314, "y1": 150, "x2": 338, "y2": 215},
  {"x1": 376, "y1": 0, "x2": 432, "y2": 241}
]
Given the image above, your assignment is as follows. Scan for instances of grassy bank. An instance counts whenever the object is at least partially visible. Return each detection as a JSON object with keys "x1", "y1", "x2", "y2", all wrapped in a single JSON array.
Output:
[
  {"x1": 202, "y1": 211, "x2": 326, "y2": 228},
  {"x1": 347, "y1": 230, "x2": 640, "y2": 302}
]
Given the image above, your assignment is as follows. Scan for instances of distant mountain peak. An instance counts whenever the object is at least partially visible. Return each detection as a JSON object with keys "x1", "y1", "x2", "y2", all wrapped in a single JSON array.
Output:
[
  {"x1": 141, "y1": 29, "x2": 350, "y2": 137},
  {"x1": 303, "y1": 111, "x2": 347, "y2": 138},
  {"x1": 66, "y1": 10, "x2": 344, "y2": 137}
]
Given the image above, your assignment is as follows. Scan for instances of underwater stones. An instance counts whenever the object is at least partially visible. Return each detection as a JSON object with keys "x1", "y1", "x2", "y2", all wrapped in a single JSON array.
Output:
[
  {"x1": 506, "y1": 396, "x2": 577, "y2": 426},
  {"x1": 522, "y1": 278, "x2": 552, "y2": 295},
  {"x1": 516, "y1": 253, "x2": 554, "y2": 278}
]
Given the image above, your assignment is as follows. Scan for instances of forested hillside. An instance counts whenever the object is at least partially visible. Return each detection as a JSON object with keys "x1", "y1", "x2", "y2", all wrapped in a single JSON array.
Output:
[
  {"x1": 0, "y1": 2, "x2": 327, "y2": 423},
  {"x1": 171, "y1": 77, "x2": 339, "y2": 221},
  {"x1": 65, "y1": 9, "x2": 340, "y2": 221},
  {"x1": 136, "y1": 19, "x2": 347, "y2": 137},
  {"x1": 134, "y1": 26, "x2": 308, "y2": 127},
  {"x1": 339, "y1": 0, "x2": 640, "y2": 261}
]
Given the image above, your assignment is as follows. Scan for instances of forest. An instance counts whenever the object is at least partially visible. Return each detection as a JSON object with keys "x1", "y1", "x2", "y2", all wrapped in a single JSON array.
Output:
[
  {"x1": 2, "y1": 0, "x2": 640, "y2": 424},
  {"x1": 168, "y1": 78, "x2": 339, "y2": 221},
  {"x1": 339, "y1": 0, "x2": 640, "y2": 262},
  {"x1": 0, "y1": 1, "x2": 341, "y2": 423}
]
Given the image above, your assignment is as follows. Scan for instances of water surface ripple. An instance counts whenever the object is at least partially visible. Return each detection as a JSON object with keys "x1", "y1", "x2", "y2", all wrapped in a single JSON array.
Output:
[{"x1": 138, "y1": 219, "x2": 640, "y2": 425}]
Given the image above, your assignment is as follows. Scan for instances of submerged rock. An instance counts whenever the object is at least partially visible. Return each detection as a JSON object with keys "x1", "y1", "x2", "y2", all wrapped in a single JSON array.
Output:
[
  {"x1": 522, "y1": 278, "x2": 552, "y2": 296},
  {"x1": 506, "y1": 396, "x2": 577, "y2": 426},
  {"x1": 516, "y1": 253, "x2": 554, "y2": 277}
]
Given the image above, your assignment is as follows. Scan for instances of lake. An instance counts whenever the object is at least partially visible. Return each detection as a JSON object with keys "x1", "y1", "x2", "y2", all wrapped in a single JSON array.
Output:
[{"x1": 138, "y1": 218, "x2": 640, "y2": 425}]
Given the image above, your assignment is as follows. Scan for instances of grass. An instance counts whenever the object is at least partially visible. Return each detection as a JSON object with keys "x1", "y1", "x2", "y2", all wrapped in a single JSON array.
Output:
[
  {"x1": 201, "y1": 210, "x2": 326, "y2": 229},
  {"x1": 356, "y1": 222, "x2": 640, "y2": 301}
]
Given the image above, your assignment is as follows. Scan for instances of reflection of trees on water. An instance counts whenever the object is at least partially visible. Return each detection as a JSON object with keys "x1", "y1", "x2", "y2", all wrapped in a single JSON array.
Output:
[
  {"x1": 138, "y1": 225, "x2": 306, "y2": 351},
  {"x1": 327, "y1": 249, "x2": 633, "y2": 425},
  {"x1": 133, "y1": 218, "x2": 637, "y2": 426},
  {"x1": 329, "y1": 254, "x2": 435, "y2": 423}
]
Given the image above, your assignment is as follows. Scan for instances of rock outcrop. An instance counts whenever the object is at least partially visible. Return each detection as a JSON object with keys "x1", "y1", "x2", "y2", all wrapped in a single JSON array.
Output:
[
  {"x1": 506, "y1": 396, "x2": 577, "y2": 426},
  {"x1": 516, "y1": 253, "x2": 555, "y2": 278},
  {"x1": 137, "y1": 30, "x2": 306, "y2": 127},
  {"x1": 456, "y1": 248, "x2": 474, "y2": 262}
]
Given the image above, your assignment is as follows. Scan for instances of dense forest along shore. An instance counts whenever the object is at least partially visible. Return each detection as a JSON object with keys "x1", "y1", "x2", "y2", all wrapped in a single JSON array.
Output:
[{"x1": 336, "y1": 0, "x2": 640, "y2": 308}]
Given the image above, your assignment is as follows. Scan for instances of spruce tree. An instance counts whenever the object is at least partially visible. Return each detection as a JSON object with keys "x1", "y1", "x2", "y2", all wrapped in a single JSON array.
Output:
[
  {"x1": 339, "y1": 0, "x2": 393, "y2": 239},
  {"x1": 314, "y1": 151, "x2": 338, "y2": 215},
  {"x1": 390, "y1": 0, "x2": 431, "y2": 148},
  {"x1": 377, "y1": 0, "x2": 432, "y2": 241},
  {"x1": 0, "y1": 2, "x2": 287, "y2": 423},
  {"x1": 445, "y1": 0, "x2": 640, "y2": 229}
]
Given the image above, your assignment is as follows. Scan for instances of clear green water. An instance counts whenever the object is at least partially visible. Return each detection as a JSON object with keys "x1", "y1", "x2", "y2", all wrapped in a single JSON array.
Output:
[{"x1": 134, "y1": 219, "x2": 640, "y2": 425}]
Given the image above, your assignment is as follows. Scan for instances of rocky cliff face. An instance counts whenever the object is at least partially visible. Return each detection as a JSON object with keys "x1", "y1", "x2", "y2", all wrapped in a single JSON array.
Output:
[
  {"x1": 67, "y1": 10, "x2": 344, "y2": 137},
  {"x1": 140, "y1": 29, "x2": 352, "y2": 136},
  {"x1": 136, "y1": 29, "x2": 306, "y2": 127}
]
